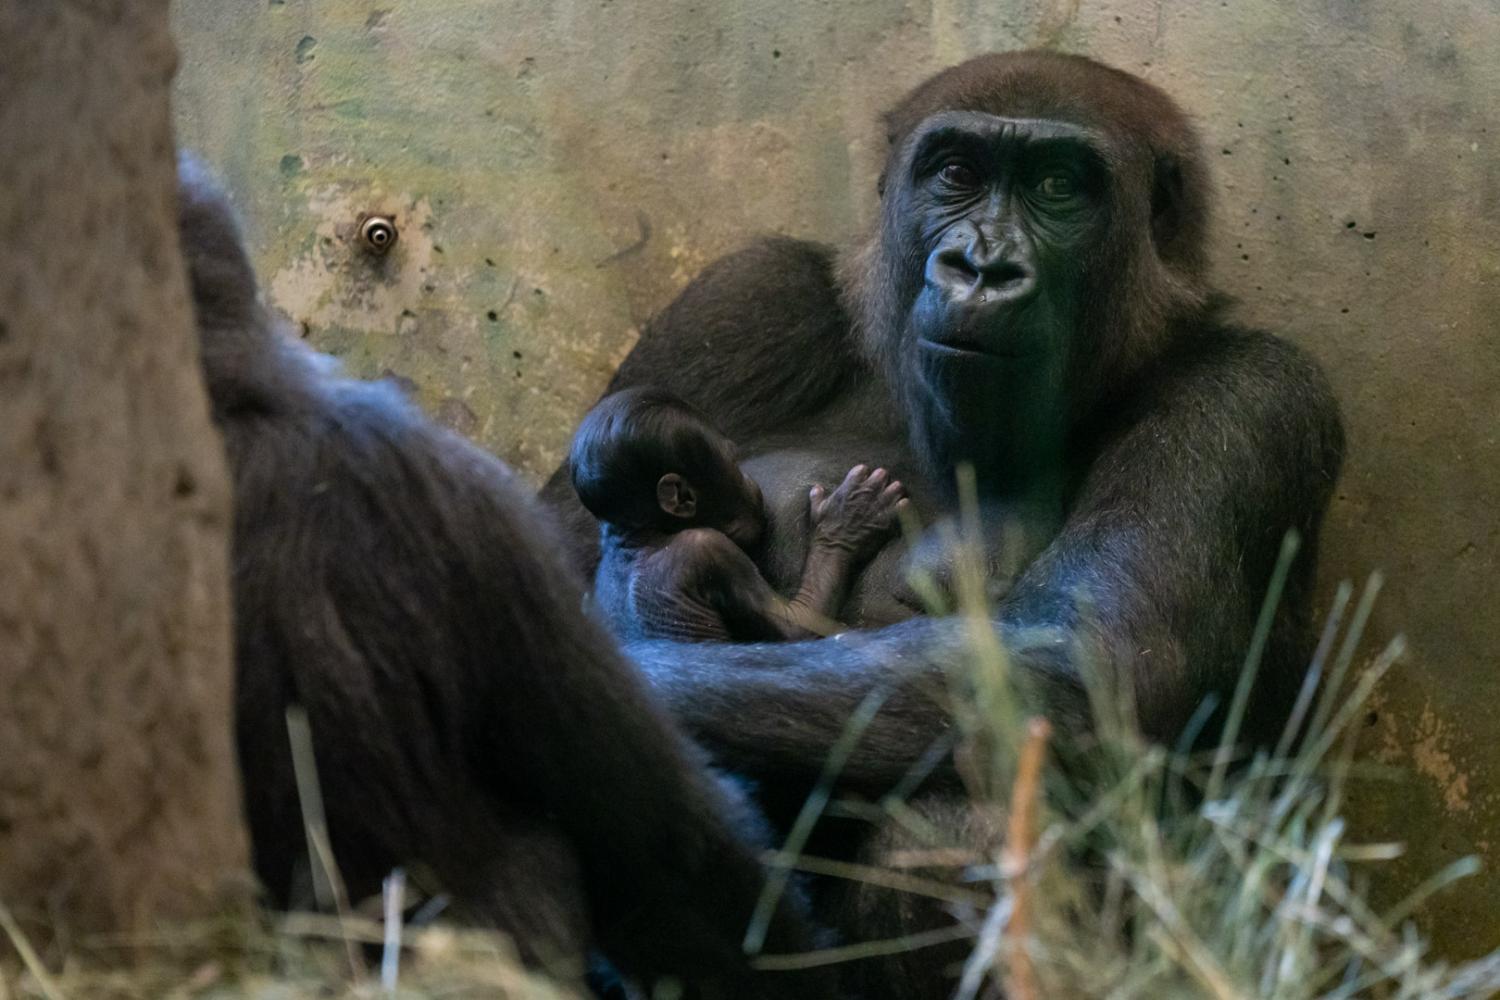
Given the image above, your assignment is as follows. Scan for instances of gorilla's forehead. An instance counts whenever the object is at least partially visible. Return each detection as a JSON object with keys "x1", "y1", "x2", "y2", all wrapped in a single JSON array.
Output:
[{"x1": 902, "y1": 110, "x2": 1107, "y2": 156}]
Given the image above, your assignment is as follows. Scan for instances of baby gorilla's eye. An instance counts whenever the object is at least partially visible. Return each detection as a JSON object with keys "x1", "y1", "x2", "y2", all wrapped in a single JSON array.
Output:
[
  {"x1": 938, "y1": 161, "x2": 980, "y2": 189},
  {"x1": 1036, "y1": 173, "x2": 1077, "y2": 199}
]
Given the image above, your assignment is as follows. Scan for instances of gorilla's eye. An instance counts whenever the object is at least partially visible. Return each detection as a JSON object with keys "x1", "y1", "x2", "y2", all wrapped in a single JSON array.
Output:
[
  {"x1": 938, "y1": 161, "x2": 980, "y2": 189},
  {"x1": 1036, "y1": 173, "x2": 1077, "y2": 199}
]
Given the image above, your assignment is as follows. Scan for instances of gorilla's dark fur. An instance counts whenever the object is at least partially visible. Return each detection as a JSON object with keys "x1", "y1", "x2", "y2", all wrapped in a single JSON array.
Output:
[
  {"x1": 175, "y1": 156, "x2": 833, "y2": 1000},
  {"x1": 542, "y1": 51, "x2": 1345, "y2": 998}
]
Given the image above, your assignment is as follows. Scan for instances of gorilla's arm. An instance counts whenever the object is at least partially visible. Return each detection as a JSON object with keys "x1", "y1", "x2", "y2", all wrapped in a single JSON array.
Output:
[
  {"x1": 1002, "y1": 326, "x2": 1344, "y2": 740},
  {"x1": 629, "y1": 617, "x2": 1084, "y2": 792},
  {"x1": 630, "y1": 326, "x2": 1343, "y2": 791}
]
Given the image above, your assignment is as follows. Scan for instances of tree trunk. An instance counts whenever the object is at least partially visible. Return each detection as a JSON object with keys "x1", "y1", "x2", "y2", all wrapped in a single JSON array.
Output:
[{"x1": 0, "y1": 0, "x2": 247, "y2": 941}]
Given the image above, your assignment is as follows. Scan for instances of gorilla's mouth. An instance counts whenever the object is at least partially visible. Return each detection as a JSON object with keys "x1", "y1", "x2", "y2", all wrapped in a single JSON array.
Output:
[
  {"x1": 919, "y1": 337, "x2": 993, "y2": 357},
  {"x1": 917, "y1": 335, "x2": 1037, "y2": 361},
  {"x1": 912, "y1": 286, "x2": 1043, "y2": 361}
]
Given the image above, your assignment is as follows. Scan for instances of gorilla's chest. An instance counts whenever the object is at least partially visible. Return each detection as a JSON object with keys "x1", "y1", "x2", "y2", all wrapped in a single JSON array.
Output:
[
  {"x1": 740, "y1": 440, "x2": 931, "y2": 628},
  {"x1": 740, "y1": 438, "x2": 1064, "y2": 628}
]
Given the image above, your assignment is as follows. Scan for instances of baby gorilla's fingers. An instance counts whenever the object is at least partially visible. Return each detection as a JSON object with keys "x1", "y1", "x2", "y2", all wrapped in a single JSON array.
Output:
[
  {"x1": 840, "y1": 464, "x2": 869, "y2": 489},
  {"x1": 873, "y1": 481, "x2": 908, "y2": 529},
  {"x1": 865, "y1": 467, "x2": 889, "y2": 489},
  {"x1": 807, "y1": 484, "x2": 828, "y2": 521}
]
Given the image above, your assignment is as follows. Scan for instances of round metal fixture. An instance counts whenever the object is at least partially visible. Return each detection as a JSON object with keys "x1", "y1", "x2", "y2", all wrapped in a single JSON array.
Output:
[{"x1": 358, "y1": 214, "x2": 398, "y2": 254}]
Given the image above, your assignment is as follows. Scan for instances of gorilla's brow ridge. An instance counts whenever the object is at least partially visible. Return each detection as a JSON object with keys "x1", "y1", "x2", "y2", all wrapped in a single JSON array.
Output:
[{"x1": 909, "y1": 120, "x2": 1109, "y2": 182}]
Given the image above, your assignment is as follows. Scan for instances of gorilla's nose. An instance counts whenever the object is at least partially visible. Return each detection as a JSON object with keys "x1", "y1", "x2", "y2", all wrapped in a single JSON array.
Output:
[{"x1": 925, "y1": 238, "x2": 1036, "y2": 307}]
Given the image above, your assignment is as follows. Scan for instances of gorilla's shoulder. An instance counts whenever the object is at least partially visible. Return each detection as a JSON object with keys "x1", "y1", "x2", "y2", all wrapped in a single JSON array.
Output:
[
  {"x1": 607, "y1": 236, "x2": 863, "y2": 439},
  {"x1": 1190, "y1": 320, "x2": 1340, "y2": 403},
  {"x1": 707, "y1": 235, "x2": 841, "y2": 289},
  {"x1": 646, "y1": 236, "x2": 845, "y2": 342},
  {"x1": 1149, "y1": 319, "x2": 1345, "y2": 471}
]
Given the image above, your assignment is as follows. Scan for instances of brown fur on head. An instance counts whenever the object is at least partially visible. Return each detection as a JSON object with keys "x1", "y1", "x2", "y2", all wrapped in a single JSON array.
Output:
[{"x1": 843, "y1": 50, "x2": 1214, "y2": 415}]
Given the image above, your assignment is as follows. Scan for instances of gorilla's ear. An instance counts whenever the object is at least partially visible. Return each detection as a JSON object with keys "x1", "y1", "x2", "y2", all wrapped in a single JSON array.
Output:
[
  {"x1": 1150, "y1": 153, "x2": 1187, "y2": 252},
  {"x1": 656, "y1": 474, "x2": 697, "y2": 519}
]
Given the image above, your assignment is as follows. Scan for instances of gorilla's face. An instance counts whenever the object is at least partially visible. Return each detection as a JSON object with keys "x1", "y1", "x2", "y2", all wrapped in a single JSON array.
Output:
[
  {"x1": 870, "y1": 111, "x2": 1113, "y2": 491},
  {"x1": 901, "y1": 113, "x2": 1107, "y2": 363}
]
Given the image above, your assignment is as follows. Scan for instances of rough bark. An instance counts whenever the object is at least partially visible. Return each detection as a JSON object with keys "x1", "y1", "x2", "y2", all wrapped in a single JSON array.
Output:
[{"x1": 0, "y1": 0, "x2": 247, "y2": 940}]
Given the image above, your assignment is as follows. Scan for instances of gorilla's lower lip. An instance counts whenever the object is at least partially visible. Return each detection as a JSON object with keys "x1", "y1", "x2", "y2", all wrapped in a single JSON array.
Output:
[{"x1": 918, "y1": 338, "x2": 1031, "y2": 360}]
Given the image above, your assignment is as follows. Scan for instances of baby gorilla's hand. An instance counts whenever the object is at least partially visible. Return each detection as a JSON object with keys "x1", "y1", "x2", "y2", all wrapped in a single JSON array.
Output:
[{"x1": 808, "y1": 464, "x2": 909, "y2": 560}]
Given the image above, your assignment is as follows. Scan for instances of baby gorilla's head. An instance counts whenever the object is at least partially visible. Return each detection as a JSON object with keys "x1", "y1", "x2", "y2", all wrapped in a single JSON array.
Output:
[{"x1": 570, "y1": 386, "x2": 767, "y2": 549}]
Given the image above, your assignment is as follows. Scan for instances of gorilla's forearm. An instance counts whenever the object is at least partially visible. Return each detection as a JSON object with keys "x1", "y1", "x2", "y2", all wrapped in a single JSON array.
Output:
[
  {"x1": 629, "y1": 621, "x2": 958, "y2": 791},
  {"x1": 627, "y1": 615, "x2": 1090, "y2": 792}
]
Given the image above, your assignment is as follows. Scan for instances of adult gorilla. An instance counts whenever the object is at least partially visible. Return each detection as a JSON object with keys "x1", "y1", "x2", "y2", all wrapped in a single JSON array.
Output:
[{"x1": 543, "y1": 49, "x2": 1343, "y2": 990}]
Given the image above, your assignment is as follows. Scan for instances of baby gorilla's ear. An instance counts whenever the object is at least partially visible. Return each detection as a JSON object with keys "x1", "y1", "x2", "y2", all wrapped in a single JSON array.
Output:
[{"x1": 656, "y1": 473, "x2": 698, "y2": 519}]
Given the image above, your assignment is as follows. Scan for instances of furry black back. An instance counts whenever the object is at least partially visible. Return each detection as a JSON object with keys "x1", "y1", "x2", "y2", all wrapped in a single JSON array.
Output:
[{"x1": 176, "y1": 157, "x2": 835, "y2": 999}]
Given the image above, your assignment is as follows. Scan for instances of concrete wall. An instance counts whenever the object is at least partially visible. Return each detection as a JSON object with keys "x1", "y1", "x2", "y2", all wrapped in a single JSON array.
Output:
[{"x1": 172, "y1": 0, "x2": 1500, "y2": 957}]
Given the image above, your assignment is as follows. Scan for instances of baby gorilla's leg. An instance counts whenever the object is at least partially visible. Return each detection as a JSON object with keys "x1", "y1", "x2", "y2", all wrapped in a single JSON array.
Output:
[
  {"x1": 808, "y1": 465, "x2": 910, "y2": 559},
  {"x1": 787, "y1": 466, "x2": 910, "y2": 628}
]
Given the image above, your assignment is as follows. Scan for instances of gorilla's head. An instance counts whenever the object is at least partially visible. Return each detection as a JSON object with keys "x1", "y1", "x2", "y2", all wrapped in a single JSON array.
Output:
[
  {"x1": 175, "y1": 153, "x2": 322, "y2": 417},
  {"x1": 842, "y1": 51, "x2": 1213, "y2": 493}
]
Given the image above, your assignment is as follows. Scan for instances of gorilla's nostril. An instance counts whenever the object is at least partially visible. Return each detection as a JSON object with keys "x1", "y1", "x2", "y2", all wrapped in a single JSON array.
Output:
[
  {"x1": 992, "y1": 261, "x2": 1026, "y2": 284},
  {"x1": 933, "y1": 248, "x2": 981, "y2": 287},
  {"x1": 950, "y1": 259, "x2": 981, "y2": 285}
]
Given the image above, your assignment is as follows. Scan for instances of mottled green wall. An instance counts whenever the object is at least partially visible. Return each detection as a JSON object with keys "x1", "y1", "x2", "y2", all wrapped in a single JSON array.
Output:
[{"x1": 172, "y1": 0, "x2": 1500, "y2": 957}]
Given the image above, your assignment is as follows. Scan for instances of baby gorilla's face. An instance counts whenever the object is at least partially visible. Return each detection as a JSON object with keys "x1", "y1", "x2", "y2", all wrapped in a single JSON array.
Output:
[{"x1": 716, "y1": 469, "x2": 768, "y2": 552}]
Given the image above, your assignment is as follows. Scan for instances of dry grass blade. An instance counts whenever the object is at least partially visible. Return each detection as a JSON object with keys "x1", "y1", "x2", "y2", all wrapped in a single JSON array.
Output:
[
  {"x1": 750, "y1": 924, "x2": 976, "y2": 971},
  {"x1": 286, "y1": 705, "x2": 366, "y2": 983},
  {"x1": 381, "y1": 868, "x2": 406, "y2": 993},
  {"x1": 779, "y1": 855, "x2": 990, "y2": 907},
  {"x1": 0, "y1": 898, "x2": 65, "y2": 1000},
  {"x1": 1001, "y1": 717, "x2": 1051, "y2": 1000}
]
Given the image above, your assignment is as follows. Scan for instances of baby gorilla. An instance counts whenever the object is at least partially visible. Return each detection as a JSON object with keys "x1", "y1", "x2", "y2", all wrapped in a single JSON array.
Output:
[{"x1": 570, "y1": 387, "x2": 908, "y2": 641}]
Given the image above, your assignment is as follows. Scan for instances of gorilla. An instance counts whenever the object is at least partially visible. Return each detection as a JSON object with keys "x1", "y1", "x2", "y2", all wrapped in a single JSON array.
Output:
[
  {"x1": 175, "y1": 156, "x2": 836, "y2": 999},
  {"x1": 542, "y1": 50, "x2": 1345, "y2": 996}
]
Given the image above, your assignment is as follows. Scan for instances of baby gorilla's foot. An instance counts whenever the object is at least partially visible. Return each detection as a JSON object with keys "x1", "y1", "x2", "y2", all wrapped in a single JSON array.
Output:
[{"x1": 808, "y1": 464, "x2": 910, "y2": 561}]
